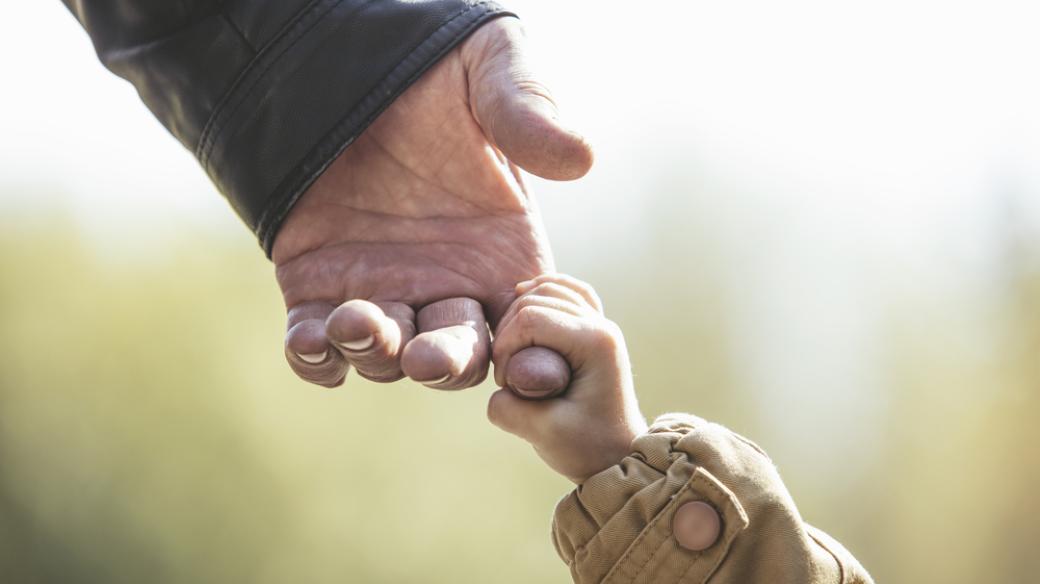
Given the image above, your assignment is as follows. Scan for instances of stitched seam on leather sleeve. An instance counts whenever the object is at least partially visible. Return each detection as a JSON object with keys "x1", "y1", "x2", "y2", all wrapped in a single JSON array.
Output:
[
  {"x1": 195, "y1": 0, "x2": 322, "y2": 154},
  {"x1": 195, "y1": 0, "x2": 350, "y2": 163},
  {"x1": 220, "y1": 10, "x2": 256, "y2": 53}
]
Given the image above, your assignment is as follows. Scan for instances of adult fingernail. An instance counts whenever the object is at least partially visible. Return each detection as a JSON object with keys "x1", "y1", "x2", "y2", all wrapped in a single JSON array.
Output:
[
  {"x1": 510, "y1": 385, "x2": 562, "y2": 400},
  {"x1": 298, "y1": 350, "x2": 328, "y2": 364},
  {"x1": 338, "y1": 335, "x2": 374, "y2": 352},
  {"x1": 421, "y1": 374, "x2": 452, "y2": 387}
]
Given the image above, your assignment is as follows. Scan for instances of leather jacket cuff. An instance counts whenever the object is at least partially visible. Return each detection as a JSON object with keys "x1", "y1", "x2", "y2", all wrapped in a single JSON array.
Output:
[{"x1": 199, "y1": 1, "x2": 513, "y2": 255}]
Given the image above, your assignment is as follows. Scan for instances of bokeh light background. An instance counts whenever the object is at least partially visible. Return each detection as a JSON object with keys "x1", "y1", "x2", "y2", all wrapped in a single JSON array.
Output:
[{"x1": 2, "y1": 1, "x2": 1039, "y2": 582}]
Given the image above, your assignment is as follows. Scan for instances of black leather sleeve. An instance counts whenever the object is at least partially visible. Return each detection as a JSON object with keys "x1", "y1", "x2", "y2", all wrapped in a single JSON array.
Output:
[{"x1": 62, "y1": 0, "x2": 513, "y2": 255}]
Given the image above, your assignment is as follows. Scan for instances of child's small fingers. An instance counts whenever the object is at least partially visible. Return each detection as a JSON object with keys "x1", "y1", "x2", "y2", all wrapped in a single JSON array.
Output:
[
  {"x1": 492, "y1": 305, "x2": 584, "y2": 386},
  {"x1": 529, "y1": 281, "x2": 591, "y2": 309},
  {"x1": 495, "y1": 293, "x2": 585, "y2": 341},
  {"x1": 522, "y1": 274, "x2": 604, "y2": 313}
]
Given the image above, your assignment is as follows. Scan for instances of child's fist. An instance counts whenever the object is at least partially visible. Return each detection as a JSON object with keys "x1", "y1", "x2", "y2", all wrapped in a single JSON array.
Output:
[{"x1": 488, "y1": 274, "x2": 647, "y2": 483}]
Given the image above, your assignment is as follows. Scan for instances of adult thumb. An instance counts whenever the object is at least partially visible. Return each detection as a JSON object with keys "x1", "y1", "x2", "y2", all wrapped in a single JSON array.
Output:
[{"x1": 464, "y1": 18, "x2": 594, "y2": 181}]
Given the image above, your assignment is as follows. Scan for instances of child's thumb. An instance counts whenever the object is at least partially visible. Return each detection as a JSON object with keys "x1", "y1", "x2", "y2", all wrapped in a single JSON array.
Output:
[{"x1": 486, "y1": 387, "x2": 550, "y2": 440}]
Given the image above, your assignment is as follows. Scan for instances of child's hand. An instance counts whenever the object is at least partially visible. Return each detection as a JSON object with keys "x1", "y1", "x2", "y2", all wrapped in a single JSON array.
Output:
[{"x1": 487, "y1": 274, "x2": 648, "y2": 483}]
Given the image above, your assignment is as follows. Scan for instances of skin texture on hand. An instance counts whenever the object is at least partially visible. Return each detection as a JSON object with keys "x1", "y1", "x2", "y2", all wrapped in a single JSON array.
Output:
[
  {"x1": 272, "y1": 18, "x2": 593, "y2": 389},
  {"x1": 487, "y1": 274, "x2": 649, "y2": 484}
]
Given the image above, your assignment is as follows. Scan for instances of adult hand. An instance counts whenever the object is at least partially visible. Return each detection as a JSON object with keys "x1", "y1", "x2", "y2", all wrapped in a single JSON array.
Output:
[{"x1": 273, "y1": 17, "x2": 592, "y2": 389}]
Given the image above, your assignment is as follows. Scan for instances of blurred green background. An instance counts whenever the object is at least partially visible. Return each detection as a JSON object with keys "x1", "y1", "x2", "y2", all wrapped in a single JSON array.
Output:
[{"x1": 3, "y1": 1, "x2": 1039, "y2": 583}]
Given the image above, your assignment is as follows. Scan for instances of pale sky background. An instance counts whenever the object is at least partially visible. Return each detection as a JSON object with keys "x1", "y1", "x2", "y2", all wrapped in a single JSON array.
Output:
[{"x1": 2, "y1": 1, "x2": 1039, "y2": 470}]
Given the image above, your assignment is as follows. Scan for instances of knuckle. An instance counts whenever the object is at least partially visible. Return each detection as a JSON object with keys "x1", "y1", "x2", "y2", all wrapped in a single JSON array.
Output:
[
  {"x1": 581, "y1": 285, "x2": 603, "y2": 307},
  {"x1": 535, "y1": 278, "x2": 597, "y2": 309},
  {"x1": 587, "y1": 318, "x2": 623, "y2": 351},
  {"x1": 516, "y1": 305, "x2": 545, "y2": 329},
  {"x1": 512, "y1": 295, "x2": 537, "y2": 312},
  {"x1": 339, "y1": 298, "x2": 370, "y2": 311},
  {"x1": 535, "y1": 281, "x2": 573, "y2": 301},
  {"x1": 332, "y1": 298, "x2": 377, "y2": 321},
  {"x1": 531, "y1": 281, "x2": 561, "y2": 295}
]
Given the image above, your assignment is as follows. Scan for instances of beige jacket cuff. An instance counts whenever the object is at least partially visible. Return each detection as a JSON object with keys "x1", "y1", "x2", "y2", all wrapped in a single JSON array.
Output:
[{"x1": 551, "y1": 413, "x2": 874, "y2": 584}]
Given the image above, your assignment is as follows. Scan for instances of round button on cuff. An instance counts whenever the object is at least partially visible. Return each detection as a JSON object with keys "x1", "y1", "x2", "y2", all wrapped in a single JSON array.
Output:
[{"x1": 673, "y1": 501, "x2": 722, "y2": 552}]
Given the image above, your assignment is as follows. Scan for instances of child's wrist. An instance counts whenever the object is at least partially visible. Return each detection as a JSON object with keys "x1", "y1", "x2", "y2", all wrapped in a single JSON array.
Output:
[{"x1": 569, "y1": 416, "x2": 647, "y2": 484}]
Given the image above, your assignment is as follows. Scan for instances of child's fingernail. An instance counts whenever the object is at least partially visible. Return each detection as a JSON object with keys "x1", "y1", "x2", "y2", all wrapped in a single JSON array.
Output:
[
  {"x1": 515, "y1": 279, "x2": 536, "y2": 293},
  {"x1": 338, "y1": 335, "x2": 375, "y2": 352},
  {"x1": 297, "y1": 350, "x2": 328, "y2": 364}
]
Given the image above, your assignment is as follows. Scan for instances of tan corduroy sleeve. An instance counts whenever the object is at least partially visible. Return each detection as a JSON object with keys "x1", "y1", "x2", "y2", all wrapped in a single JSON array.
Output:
[{"x1": 551, "y1": 413, "x2": 874, "y2": 584}]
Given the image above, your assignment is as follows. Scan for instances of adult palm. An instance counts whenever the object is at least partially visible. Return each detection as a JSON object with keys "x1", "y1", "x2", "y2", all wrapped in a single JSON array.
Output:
[{"x1": 272, "y1": 18, "x2": 592, "y2": 389}]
